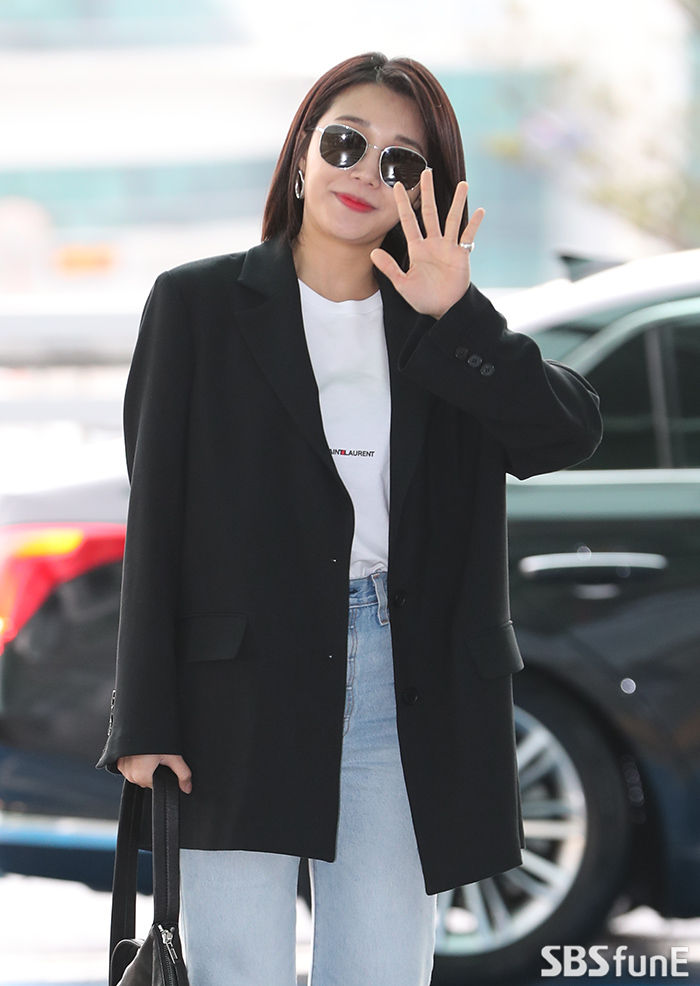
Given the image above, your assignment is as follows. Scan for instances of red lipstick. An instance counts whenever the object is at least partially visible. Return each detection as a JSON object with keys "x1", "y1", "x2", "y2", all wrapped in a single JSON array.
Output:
[{"x1": 336, "y1": 193, "x2": 374, "y2": 213}]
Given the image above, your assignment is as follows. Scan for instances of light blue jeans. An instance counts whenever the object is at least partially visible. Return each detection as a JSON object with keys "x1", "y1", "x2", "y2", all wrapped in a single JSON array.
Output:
[{"x1": 180, "y1": 569, "x2": 437, "y2": 985}]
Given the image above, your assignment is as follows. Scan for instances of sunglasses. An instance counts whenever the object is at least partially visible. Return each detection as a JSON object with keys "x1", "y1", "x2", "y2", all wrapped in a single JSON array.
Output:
[{"x1": 310, "y1": 123, "x2": 428, "y2": 191}]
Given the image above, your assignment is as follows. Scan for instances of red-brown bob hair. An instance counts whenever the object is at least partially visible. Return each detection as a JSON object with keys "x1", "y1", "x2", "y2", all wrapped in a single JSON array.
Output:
[{"x1": 261, "y1": 52, "x2": 468, "y2": 268}]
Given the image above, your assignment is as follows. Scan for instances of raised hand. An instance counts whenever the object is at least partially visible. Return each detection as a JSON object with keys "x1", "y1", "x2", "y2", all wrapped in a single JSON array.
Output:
[{"x1": 370, "y1": 169, "x2": 485, "y2": 320}]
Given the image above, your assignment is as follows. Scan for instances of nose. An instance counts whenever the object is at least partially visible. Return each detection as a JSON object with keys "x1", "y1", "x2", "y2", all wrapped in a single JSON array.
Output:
[{"x1": 350, "y1": 144, "x2": 382, "y2": 188}]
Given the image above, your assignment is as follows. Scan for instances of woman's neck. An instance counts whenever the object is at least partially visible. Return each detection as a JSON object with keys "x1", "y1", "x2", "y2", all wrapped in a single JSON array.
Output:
[{"x1": 291, "y1": 234, "x2": 379, "y2": 302}]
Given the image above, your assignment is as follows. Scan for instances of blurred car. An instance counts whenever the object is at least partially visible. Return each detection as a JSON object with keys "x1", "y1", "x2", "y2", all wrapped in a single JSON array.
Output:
[
  {"x1": 435, "y1": 247, "x2": 700, "y2": 983},
  {"x1": 1, "y1": 247, "x2": 699, "y2": 983}
]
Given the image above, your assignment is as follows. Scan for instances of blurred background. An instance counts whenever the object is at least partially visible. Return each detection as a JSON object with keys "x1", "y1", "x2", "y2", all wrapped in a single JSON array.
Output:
[
  {"x1": 2, "y1": 0, "x2": 699, "y2": 487},
  {"x1": 2, "y1": 2, "x2": 700, "y2": 985},
  {"x1": 1, "y1": 0, "x2": 698, "y2": 297}
]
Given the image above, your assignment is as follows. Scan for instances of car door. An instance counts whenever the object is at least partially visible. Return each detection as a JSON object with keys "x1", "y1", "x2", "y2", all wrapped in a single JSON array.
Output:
[
  {"x1": 429, "y1": 295, "x2": 700, "y2": 984},
  {"x1": 507, "y1": 297, "x2": 700, "y2": 769}
]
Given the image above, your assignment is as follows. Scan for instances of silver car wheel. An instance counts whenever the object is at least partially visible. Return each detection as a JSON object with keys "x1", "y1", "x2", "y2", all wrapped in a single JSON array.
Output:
[{"x1": 434, "y1": 703, "x2": 588, "y2": 956}]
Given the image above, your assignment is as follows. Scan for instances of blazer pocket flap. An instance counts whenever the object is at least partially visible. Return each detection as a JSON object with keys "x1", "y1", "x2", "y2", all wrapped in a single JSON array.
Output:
[
  {"x1": 465, "y1": 621, "x2": 525, "y2": 679},
  {"x1": 177, "y1": 613, "x2": 248, "y2": 663}
]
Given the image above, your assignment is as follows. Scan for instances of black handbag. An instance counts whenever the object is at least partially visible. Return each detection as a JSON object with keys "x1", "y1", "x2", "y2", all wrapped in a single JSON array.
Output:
[{"x1": 108, "y1": 765, "x2": 190, "y2": 986}]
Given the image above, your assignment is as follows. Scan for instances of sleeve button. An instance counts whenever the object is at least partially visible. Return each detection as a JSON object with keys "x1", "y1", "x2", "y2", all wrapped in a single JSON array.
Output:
[
  {"x1": 467, "y1": 354, "x2": 483, "y2": 368},
  {"x1": 480, "y1": 362, "x2": 495, "y2": 376},
  {"x1": 454, "y1": 345, "x2": 470, "y2": 361}
]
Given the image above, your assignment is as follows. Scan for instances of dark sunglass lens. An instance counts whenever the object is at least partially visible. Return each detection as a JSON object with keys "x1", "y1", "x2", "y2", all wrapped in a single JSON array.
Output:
[
  {"x1": 319, "y1": 125, "x2": 366, "y2": 168},
  {"x1": 381, "y1": 149, "x2": 426, "y2": 189}
]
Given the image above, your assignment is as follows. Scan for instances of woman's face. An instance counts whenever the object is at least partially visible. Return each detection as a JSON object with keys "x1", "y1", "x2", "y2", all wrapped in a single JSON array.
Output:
[{"x1": 297, "y1": 83, "x2": 427, "y2": 251}]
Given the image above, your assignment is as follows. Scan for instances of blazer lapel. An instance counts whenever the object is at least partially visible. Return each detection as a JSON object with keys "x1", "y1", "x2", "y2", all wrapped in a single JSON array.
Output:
[
  {"x1": 236, "y1": 238, "x2": 340, "y2": 483},
  {"x1": 235, "y1": 237, "x2": 434, "y2": 540}
]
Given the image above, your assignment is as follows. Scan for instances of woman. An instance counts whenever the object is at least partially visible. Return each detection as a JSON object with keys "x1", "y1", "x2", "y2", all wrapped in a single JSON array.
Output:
[{"x1": 98, "y1": 52, "x2": 602, "y2": 985}]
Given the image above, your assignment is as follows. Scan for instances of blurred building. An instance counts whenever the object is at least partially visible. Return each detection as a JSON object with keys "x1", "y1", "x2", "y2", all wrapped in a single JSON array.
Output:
[{"x1": 0, "y1": 0, "x2": 696, "y2": 301}]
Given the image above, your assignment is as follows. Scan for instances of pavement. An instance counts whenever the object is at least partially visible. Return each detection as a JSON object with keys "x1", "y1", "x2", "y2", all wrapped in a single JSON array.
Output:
[
  {"x1": 1, "y1": 874, "x2": 699, "y2": 985},
  {"x1": 0, "y1": 875, "x2": 310, "y2": 985}
]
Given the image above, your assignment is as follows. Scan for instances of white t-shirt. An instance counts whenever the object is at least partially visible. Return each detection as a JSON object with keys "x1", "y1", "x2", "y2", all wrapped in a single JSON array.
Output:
[{"x1": 298, "y1": 279, "x2": 390, "y2": 579}]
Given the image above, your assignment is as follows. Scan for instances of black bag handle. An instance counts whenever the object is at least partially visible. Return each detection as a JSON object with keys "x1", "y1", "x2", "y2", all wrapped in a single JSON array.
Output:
[{"x1": 109, "y1": 765, "x2": 182, "y2": 958}]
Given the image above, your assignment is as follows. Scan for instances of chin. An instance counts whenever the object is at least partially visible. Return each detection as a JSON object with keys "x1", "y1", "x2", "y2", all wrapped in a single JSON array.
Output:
[{"x1": 323, "y1": 217, "x2": 393, "y2": 248}]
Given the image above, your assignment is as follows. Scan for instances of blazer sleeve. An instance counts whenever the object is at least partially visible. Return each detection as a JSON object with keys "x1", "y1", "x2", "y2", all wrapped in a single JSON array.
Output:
[
  {"x1": 396, "y1": 282, "x2": 603, "y2": 479},
  {"x1": 96, "y1": 271, "x2": 193, "y2": 771}
]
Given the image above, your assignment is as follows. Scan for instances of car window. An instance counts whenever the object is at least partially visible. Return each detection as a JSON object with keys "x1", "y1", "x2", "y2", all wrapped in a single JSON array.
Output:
[
  {"x1": 575, "y1": 331, "x2": 657, "y2": 469},
  {"x1": 661, "y1": 316, "x2": 700, "y2": 467},
  {"x1": 572, "y1": 309, "x2": 700, "y2": 471}
]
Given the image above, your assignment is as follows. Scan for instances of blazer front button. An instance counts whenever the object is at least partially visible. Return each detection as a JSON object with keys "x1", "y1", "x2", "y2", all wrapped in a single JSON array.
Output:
[
  {"x1": 391, "y1": 590, "x2": 407, "y2": 607},
  {"x1": 401, "y1": 687, "x2": 420, "y2": 706}
]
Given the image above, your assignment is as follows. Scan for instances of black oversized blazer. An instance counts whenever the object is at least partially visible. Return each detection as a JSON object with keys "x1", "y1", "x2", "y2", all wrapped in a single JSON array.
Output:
[{"x1": 97, "y1": 234, "x2": 602, "y2": 895}]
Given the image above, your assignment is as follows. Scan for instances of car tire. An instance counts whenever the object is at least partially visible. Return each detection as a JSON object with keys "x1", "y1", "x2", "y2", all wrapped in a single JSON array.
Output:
[{"x1": 430, "y1": 672, "x2": 632, "y2": 985}]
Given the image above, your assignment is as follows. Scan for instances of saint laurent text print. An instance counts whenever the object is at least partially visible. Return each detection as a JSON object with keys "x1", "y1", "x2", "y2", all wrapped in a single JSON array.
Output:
[{"x1": 329, "y1": 448, "x2": 376, "y2": 457}]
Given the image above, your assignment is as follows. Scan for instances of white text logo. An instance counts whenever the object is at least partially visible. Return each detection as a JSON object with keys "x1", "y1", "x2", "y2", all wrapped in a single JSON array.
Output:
[{"x1": 540, "y1": 944, "x2": 689, "y2": 977}]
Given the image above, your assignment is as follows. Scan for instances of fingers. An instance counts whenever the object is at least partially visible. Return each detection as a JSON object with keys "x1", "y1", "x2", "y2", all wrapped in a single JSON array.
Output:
[
  {"x1": 117, "y1": 753, "x2": 193, "y2": 794},
  {"x1": 387, "y1": 173, "x2": 486, "y2": 275},
  {"x1": 392, "y1": 181, "x2": 422, "y2": 245},
  {"x1": 419, "y1": 168, "x2": 441, "y2": 238},
  {"x1": 397, "y1": 174, "x2": 481, "y2": 249},
  {"x1": 370, "y1": 247, "x2": 405, "y2": 287},
  {"x1": 461, "y1": 206, "x2": 486, "y2": 247},
  {"x1": 444, "y1": 181, "x2": 469, "y2": 243},
  {"x1": 117, "y1": 754, "x2": 160, "y2": 787},
  {"x1": 161, "y1": 754, "x2": 193, "y2": 794}
]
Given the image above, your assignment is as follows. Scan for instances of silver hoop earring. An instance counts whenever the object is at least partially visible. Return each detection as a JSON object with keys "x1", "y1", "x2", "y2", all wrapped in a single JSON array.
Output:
[{"x1": 294, "y1": 169, "x2": 305, "y2": 200}]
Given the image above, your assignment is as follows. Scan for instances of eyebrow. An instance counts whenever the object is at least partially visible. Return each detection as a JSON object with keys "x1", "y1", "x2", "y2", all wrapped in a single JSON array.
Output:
[{"x1": 334, "y1": 115, "x2": 425, "y2": 154}]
